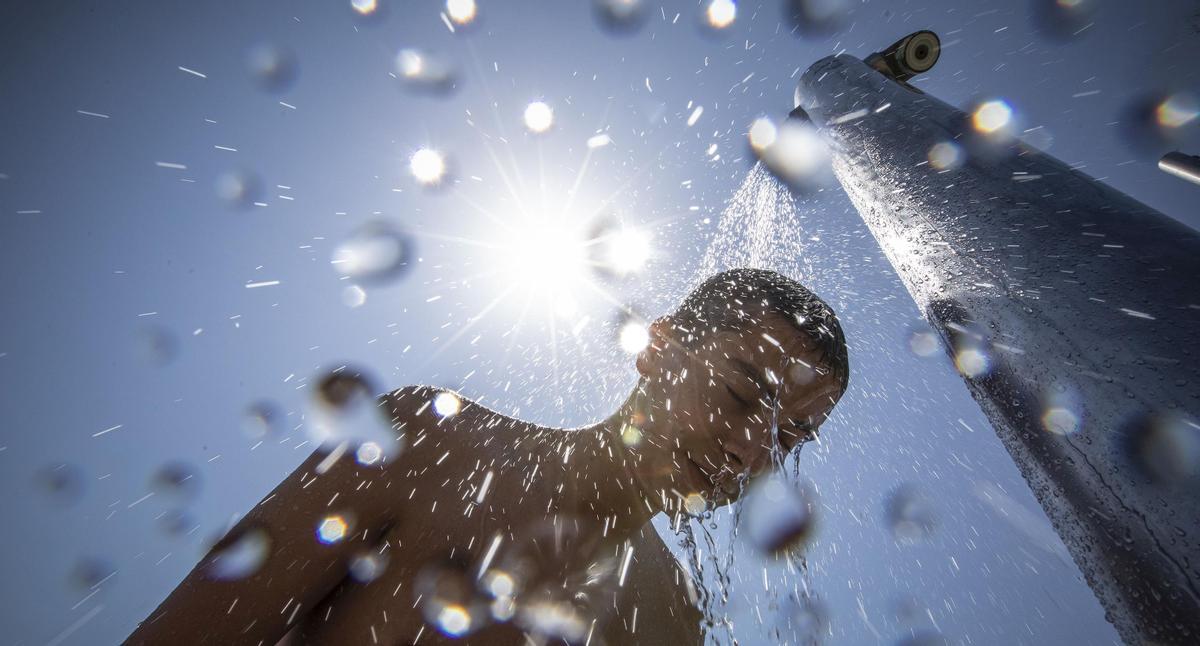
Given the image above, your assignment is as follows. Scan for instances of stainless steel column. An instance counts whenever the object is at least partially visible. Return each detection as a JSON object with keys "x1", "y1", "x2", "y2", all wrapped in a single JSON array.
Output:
[{"x1": 797, "y1": 50, "x2": 1200, "y2": 644}]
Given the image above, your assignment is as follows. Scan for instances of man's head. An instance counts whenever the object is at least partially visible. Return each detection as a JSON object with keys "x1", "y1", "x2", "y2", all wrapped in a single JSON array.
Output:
[{"x1": 629, "y1": 268, "x2": 849, "y2": 500}]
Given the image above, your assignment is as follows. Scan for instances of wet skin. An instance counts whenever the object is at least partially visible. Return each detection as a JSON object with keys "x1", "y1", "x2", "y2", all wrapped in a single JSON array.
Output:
[{"x1": 127, "y1": 308, "x2": 843, "y2": 645}]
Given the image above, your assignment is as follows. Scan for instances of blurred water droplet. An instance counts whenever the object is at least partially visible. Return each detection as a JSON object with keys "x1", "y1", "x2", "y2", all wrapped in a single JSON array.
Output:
[
  {"x1": 926, "y1": 141, "x2": 964, "y2": 172},
  {"x1": 243, "y1": 400, "x2": 282, "y2": 439},
  {"x1": 783, "y1": 0, "x2": 848, "y2": 36},
  {"x1": 342, "y1": 284, "x2": 367, "y2": 308},
  {"x1": 617, "y1": 316, "x2": 650, "y2": 354},
  {"x1": 331, "y1": 221, "x2": 414, "y2": 284},
  {"x1": 410, "y1": 147, "x2": 450, "y2": 186},
  {"x1": 350, "y1": 0, "x2": 386, "y2": 22},
  {"x1": 247, "y1": 44, "x2": 298, "y2": 93},
  {"x1": 69, "y1": 556, "x2": 116, "y2": 590},
  {"x1": 896, "y1": 630, "x2": 951, "y2": 646},
  {"x1": 355, "y1": 441, "x2": 383, "y2": 465},
  {"x1": 317, "y1": 514, "x2": 350, "y2": 544},
  {"x1": 523, "y1": 101, "x2": 555, "y2": 134},
  {"x1": 159, "y1": 508, "x2": 195, "y2": 538},
  {"x1": 703, "y1": 0, "x2": 737, "y2": 30},
  {"x1": 417, "y1": 560, "x2": 490, "y2": 637},
  {"x1": 1120, "y1": 413, "x2": 1200, "y2": 485},
  {"x1": 433, "y1": 391, "x2": 462, "y2": 418},
  {"x1": 215, "y1": 170, "x2": 263, "y2": 208},
  {"x1": 886, "y1": 483, "x2": 937, "y2": 542},
  {"x1": 748, "y1": 117, "x2": 832, "y2": 193},
  {"x1": 136, "y1": 326, "x2": 177, "y2": 367},
  {"x1": 1120, "y1": 91, "x2": 1199, "y2": 157},
  {"x1": 516, "y1": 599, "x2": 590, "y2": 644},
  {"x1": 206, "y1": 527, "x2": 271, "y2": 580},
  {"x1": 150, "y1": 461, "x2": 201, "y2": 501},
  {"x1": 445, "y1": 0, "x2": 477, "y2": 25},
  {"x1": 1030, "y1": 0, "x2": 1096, "y2": 42},
  {"x1": 908, "y1": 327, "x2": 940, "y2": 357},
  {"x1": 594, "y1": 0, "x2": 647, "y2": 34},
  {"x1": 781, "y1": 594, "x2": 830, "y2": 641},
  {"x1": 395, "y1": 49, "x2": 457, "y2": 95},
  {"x1": 349, "y1": 550, "x2": 389, "y2": 583},
  {"x1": 742, "y1": 475, "x2": 818, "y2": 556},
  {"x1": 310, "y1": 368, "x2": 402, "y2": 460},
  {"x1": 34, "y1": 462, "x2": 85, "y2": 506},
  {"x1": 954, "y1": 347, "x2": 990, "y2": 378}
]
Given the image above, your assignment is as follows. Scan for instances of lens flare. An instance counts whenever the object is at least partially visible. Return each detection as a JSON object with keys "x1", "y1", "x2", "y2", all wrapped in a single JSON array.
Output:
[
  {"x1": 351, "y1": 0, "x2": 378, "y2": 15},
  {"x1": 434, "y1": 391, "x2": 462, "y2": 418},
  {"x1": 972, "y1": 100, "x2": 1013, "y2": 135},
  {"x1": 927, "y1": 141, "x2": 963, "y2": 171},
  {"x1": 445, "y1": 0, "x2": 477, "y2": 24},
  {"x1": 618, "y1": 320, "x2": 650, "y2": 353},
  {"x1": 317, "y1": 515, "x2": 349, "y2": 544},
  {"x1": 524, "y1": 101, "x2": 554, "y2": 133},
  {"x1": 605, "y1": 228, "x2": 651, "y2": 275},
  {"x1": 411, "y1": 148, "x2": 447, "y2": 185},
  {"x1": 1155, "y1": 93, "x2": 1199, "y2": 130},
  {"x1": 705, "y1": 0, "x2": 737, "y2": 29}
]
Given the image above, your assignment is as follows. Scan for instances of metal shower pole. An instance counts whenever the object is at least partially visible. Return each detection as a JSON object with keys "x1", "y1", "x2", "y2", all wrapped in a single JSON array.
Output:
[{"x1": 796, "y1": 35, "x2": 1200, "y2": 644}]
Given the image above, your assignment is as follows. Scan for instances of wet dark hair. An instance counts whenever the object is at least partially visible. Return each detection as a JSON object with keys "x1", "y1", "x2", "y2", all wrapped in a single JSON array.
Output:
[{"x1": 674, "y1": 268, "x2": 849, "y2": 394}]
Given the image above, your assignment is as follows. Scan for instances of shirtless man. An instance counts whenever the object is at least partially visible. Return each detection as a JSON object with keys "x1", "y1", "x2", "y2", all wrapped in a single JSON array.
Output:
[{"x1": 127, "y1": 268, "x2": 849, "y2": 645}]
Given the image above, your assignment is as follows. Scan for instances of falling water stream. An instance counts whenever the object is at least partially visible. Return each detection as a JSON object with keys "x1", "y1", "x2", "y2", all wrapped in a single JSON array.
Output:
[{"x1": 677, "y1": 163, "x2": 825, "y2": 645}]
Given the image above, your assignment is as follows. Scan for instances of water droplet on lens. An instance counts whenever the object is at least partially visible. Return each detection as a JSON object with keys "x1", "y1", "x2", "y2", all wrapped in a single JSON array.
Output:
[
  {"x1": 34, "y1": 463, "x2": 85, "y2": 506},
  {"x1": 317, "y1": 514, "x2": 350, "y2": 544},
  {"x1": 215, "y1": 170, "x2": 263, "y2": 208},
  {"x1": 783, "y1": 0, "x2": 847, "y2": 36},
  {"x1": 907, "y1": 327, "x2": 940, "y2": 357},
  {"x1": 409, "y1": 147, "x2": 450, "y2": 186},
  {"x1": 349, "y1": 550, "x2": 389, "y2": 583},
  {"x1": 159, "y1": 508, "x2": 195, "y2": 538},
  {"x1": 748, "y1": 117, "x2": 831, "y2": 193},
  {"x1": 342, "y1": 284, "x2": 367, "y2": 308},
  {"x1": 926, "y1": 141, "x2": 963, "y2": 172},
  {"x1": 1120, "y1": 413, "x2": 1200, "y2": 485},
  {"x1": 1120, "y1": 91, "x2": 1199, "y2": 157},
  {"x1": 742, "y1": 475, "x2": 817, "y2": 556},
  {"x1": 886, "y1": 483, "x2": 937, "y2": 542},
  {"x1": 523, "y1": 101, "x2": 555, "y2": 134},
  {"x1": 331, "y1": 221, "x2": 414, "y2": 284},
  {"x1": 206, "y1": 527, "x2": 271, "y2": 580},
  {"x1": 395, "y1": 48, "x2": 457, "y2": 95},
  {"x1": 243, "y1": 400, "x2": 282, "y2": 439},
  {"x1": 247, "y1": 44, "x2": 298, "y2": 93},
  {"x1": 594, "y1": 0, "x2": 648, "y2": 34},
  {"x1": 150, "y1": 461, "x2": 201, "y2": 501},
  {"x1": 1030, "y1": 0, "x2": 1096, "y2": 42},
  {"x1": 516, "y1": 599, "x2": 590, "y2": 644},
  {"x1": 136, "y1": 326, "x2": 177, "y2": 367},
  {"x1": 703, "y1": 0, "x2": 737, "y2": 30},
  {"x1": 433, "y1": 391, "x2": 462, "y2": 418},
  {"x1": 417, "y1": 560, "x2": 490, "y2": 637},
  {"x1": 310, "y1": 368, "x2": 402, "y2": 460},
  {"x1": 69, "y1": 557, "x2": 116, "y2": 590},
  {"x1": 896, "y1": 630, "x2": 951, "y2": 646},
  {"x1": 781, "y1": 594, "x2": 830, "y2": 641},
  {"x1": 445, "y1": 0, "x2": 477, "y2": 25}
]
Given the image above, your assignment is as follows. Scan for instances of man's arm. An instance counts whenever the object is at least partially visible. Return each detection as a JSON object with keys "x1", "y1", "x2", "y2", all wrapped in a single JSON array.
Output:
[{"x1": 127, "y1": 445, "x2": 402, "y2": 645}]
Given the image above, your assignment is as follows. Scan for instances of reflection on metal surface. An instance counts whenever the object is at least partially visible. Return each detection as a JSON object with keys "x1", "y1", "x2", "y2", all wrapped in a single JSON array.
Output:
[
  {"x1": 1159, "y1": 151, "x2": 1200, "y2": 187},
  {"x1": 799, "y1": 38, "x2": 1200, "y2": 644}
]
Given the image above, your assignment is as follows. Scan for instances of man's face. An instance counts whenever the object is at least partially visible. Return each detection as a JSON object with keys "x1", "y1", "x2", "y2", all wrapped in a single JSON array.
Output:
[{"x1": 634, "y1": 309, "x2": 844, "y2": 500}]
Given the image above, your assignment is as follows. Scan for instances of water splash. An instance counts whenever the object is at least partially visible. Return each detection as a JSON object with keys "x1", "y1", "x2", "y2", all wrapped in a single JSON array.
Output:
[
  {"x1": 678, "y1": 163, "x2": 826, "y2": 644},
  {"x1": 697, "y1": 163, "x2": 812, "y2": 283}
]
